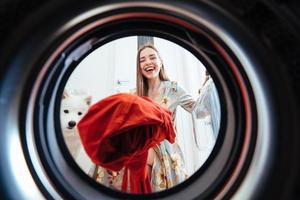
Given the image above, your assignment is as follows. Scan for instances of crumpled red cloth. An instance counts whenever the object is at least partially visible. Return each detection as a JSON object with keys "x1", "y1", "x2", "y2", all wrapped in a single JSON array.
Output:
[{"x1": 77, "y1": 93, "x2": 176, "y2": 193}]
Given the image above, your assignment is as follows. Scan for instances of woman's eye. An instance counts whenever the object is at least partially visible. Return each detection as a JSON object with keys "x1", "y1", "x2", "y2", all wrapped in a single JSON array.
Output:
[
  {"x1": 64, "y1": 110, "x2": 69, "y2": 114},
  {"x1": 78, "y1": 112, "x2": 82, "y2": 115}
]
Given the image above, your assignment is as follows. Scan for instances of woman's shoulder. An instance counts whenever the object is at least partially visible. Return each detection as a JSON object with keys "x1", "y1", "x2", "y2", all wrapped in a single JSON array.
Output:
[
  {"x1": 162, "y1": 80, "x2": 177, "y2": 91},
  {"x1": 163, "y1": 80, "x2": 186, "y2": 95}
]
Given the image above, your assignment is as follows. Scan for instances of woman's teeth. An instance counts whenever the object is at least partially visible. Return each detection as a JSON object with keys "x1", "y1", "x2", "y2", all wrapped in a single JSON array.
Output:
[{"x1": 145, "y1": 67, "x2": 154, "y2": 72}]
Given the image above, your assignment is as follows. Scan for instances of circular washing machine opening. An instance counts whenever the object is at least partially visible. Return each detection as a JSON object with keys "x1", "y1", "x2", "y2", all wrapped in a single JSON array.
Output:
[{"x1": 59, "y1": 35, "x2": 222, "y2": 193}]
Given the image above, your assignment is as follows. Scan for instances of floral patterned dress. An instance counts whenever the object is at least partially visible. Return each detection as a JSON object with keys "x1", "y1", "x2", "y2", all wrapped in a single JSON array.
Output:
[{"x1": 91, "y1": 80, "x2": 201, "y2": 192}]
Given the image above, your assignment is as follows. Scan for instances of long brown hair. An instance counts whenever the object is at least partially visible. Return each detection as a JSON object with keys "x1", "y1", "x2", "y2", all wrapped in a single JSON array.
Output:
[{"x1": 136, "y1": 44, "x2": 169, "y2": 96}]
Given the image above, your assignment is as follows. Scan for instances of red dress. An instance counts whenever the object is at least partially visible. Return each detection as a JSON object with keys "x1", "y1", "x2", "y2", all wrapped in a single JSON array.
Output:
[{"x1": 77, "y1": 93, "x2": 176, "y2": 193}]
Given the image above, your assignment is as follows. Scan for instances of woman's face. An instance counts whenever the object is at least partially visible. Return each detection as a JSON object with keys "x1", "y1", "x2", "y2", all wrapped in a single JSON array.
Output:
[{"x1": 139, "y1": 47, "x2": 162, "y2": 80}]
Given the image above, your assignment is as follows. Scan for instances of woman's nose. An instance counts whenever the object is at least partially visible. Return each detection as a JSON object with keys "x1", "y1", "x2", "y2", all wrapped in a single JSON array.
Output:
[{"x1": 145, "y1": 58, "x2": 151, "y2": 65}]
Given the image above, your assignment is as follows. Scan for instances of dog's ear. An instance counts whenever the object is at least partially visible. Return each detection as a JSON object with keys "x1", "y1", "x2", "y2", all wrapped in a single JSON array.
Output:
[
  {"x1": 63, "y1": 90, "x2": 69, "y2": 99},
  {"x1": 85, "y1": 96, "x2": 92, "y2": 106}
]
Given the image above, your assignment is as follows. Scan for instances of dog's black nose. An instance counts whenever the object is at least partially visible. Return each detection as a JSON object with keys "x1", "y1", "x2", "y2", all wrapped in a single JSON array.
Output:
[{"x1": 68, "y1": 121, "x2": 76, "y2": 128}]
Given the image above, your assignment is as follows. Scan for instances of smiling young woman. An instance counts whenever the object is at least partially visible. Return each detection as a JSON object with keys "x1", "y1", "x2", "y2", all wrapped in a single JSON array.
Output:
[{"x1": 137, "y1": 44, "x2": 170, "y2": 97}]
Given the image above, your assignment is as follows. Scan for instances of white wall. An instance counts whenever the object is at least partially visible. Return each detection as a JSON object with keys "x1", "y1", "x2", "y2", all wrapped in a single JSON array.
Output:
[{"x1": 65, "y1": 36, "x2": 137, "y2": 103}]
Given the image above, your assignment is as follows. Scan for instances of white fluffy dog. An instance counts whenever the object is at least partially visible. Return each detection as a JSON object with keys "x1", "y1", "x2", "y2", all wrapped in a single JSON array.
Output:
[{"x1": 60, "y1": 90, "x2": 92, "y2": 159}]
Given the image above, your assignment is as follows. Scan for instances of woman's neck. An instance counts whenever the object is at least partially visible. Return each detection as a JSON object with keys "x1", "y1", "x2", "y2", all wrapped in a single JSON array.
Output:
[
  {"x1": 148, "y1": 77, "x2": 161, "y2": 90},
  {"x1": 147, "y1": 77, "x2": 162, "y2": 98}
]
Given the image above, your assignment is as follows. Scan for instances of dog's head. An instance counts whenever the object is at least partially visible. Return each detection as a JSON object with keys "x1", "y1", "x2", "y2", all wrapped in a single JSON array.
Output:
[{"x1": 60, "y1": 90, "x2": 92, "y2": 134}]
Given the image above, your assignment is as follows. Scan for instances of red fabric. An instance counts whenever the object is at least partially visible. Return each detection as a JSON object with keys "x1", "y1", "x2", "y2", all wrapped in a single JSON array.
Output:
[{"x1": 77, "y1": 93, "x2": 175, "y2": 193}]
